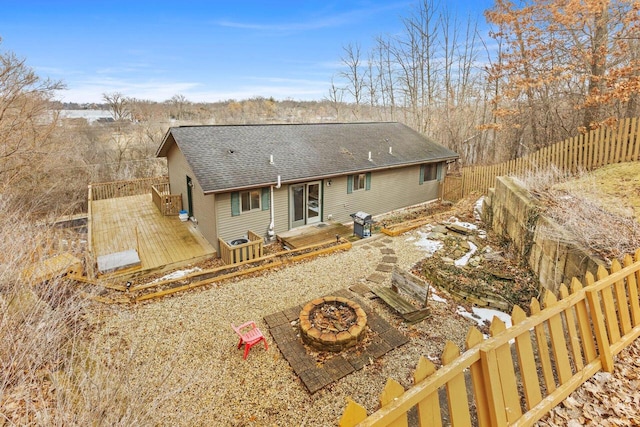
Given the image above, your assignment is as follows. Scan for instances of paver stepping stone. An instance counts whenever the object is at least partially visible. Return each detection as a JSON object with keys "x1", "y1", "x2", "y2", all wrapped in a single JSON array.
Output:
[
  {"x1": 376, "y1": 263, "x2": 393, "y2": 273},
  {"x1": 380, "y1": 248, "x2": 396, "y2": 254},
  {"x1": 382, "y1": 255, "x2": 398, "y2": 264},
  {"x1": 366, "y1": 272, "x2": 387, "y2": 283}
]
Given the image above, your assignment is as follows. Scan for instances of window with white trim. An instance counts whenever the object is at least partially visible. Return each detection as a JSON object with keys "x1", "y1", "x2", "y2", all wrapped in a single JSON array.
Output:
[{"x1": 241, "y1": 190, "x2": 261, "y2": 212}]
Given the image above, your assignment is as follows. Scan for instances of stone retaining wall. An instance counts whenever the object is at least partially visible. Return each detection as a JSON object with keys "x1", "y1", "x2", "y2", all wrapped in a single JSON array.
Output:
[{"x1": 483, "y1": 176, "x2": 604, "y2": 293}]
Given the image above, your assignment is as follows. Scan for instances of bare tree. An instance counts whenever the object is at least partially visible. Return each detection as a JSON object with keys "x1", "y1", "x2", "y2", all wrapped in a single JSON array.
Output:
[
  {"x1": 340, "y1": 43, "x2": 365, "y2": 119},
  {"x1": 374, "y1": 36, "x2": 397, "y2": 121},
  {"x1": 0, "y1": 45, "x2": 65, "y2": 190},
  {"x1": 169, "y1": 93, "x2": 190, "y2": 120},
  {"x1": 102, "y1": 91, "x2": 130, "y2": 122},
  {"x1": 326, "y1": 76, "x2": 345, "y2": 121}
]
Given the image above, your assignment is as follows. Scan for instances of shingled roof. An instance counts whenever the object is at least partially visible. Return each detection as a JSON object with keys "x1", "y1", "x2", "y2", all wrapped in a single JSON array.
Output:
[{"x1": 156, "y1": 122, "x2": 458, "y2": 193}]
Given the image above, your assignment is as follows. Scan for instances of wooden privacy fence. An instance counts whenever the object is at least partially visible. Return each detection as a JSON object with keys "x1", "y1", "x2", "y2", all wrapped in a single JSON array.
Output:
[
  {"x1": 340, "y1": 249, "x2": 640, "y2": 427},
  {"x1": 451, "y1": 117, "x2": 640, "y2": 198},
  {"x1": 441, "y1": 174, "x2": 463, "y2": 202},
  {"x1": 89, "y1": 176, "x2": 169, "y2": 201},
  {"x1": 151, "y1": 183, "x2": 182, "y2": 216},
  {"x1": 218, "y1": 230, "x2": 264, "y2": 265}
]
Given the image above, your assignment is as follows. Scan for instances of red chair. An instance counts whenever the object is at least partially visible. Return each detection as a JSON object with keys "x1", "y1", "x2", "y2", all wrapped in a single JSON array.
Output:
[{"x1": 231, "y1": 321, "x2": 268, "y2": 359}]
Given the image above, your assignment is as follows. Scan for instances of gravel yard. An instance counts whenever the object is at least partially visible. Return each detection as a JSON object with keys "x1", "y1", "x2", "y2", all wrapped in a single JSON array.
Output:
[{"x1": 90, "y1": 228, "x2": 476, "y2": 426}]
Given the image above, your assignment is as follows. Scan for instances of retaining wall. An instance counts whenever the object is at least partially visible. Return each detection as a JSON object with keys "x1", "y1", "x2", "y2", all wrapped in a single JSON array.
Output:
[{"x1": 483, "y1": 176, "x2": 604, "y2": 293}]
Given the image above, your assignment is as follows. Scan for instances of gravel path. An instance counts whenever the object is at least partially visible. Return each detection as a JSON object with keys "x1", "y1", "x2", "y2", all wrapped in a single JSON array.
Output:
[{"x1": 91, "y1": 229, "x2": 474, "y2": 426}]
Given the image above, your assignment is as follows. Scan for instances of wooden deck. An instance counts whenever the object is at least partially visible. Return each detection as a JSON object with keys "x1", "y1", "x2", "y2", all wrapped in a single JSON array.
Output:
[
  {"x1": 278, "y1": 222, "x2": 353, "y2": 249},
  {"x1": 90, "y1": 194, "x2": 216, "y2": 276}
]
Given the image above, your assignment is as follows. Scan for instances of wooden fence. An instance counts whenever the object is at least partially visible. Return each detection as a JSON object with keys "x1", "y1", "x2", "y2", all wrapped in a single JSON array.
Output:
[
  {"x1": 151, "y1": 183, "x2": 182, "y2": 216},
  {"x1": 89, "y1": 176, "x2": 169, "y2": 201},
  {"x1": 340, "y1": 249, "x2": 640, "y2": 426},
  {"x1": 218, "y1": 230, "x2": 264, "y2": 265},
  {"x1": 444, "y1": 117, "x2": 640, "y2": 200}
]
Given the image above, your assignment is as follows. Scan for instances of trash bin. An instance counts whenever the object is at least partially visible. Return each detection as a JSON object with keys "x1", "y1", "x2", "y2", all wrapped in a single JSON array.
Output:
[{"x1": 350, "y1": 211, "x2": 372, "y2": 238}]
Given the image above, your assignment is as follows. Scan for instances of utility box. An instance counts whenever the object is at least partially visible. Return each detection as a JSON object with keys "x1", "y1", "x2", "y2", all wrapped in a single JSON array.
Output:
[{"x1": 351, "y1": 211, "x2": 372, "y2": 238}]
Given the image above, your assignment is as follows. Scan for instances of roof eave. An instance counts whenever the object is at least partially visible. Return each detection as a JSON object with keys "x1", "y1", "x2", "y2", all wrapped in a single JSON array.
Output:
[
  {"x1": 155, "y1": 128, "x2": 175, "y2": 158},
  {"x1": 202, "y1": 155, "x2": 459, "y2": 195}
]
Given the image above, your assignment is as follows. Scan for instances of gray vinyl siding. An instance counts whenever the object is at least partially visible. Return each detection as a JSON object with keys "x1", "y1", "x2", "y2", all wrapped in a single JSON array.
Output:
[
  {"x1": 323, "y1": 164, "x2": 441, "y2": 225},
  {"x1": 166, "y1": 142, "x2": 218, "y2": 251},
  {"x1": 193, "y1": 190, "x2": 217, "y2": 249},
  {"x1": 166, "y1": 142, "x2": 190, "y2": 205},
  {"x1": 273, "y1": 187, "x2": 289, "y2": 234}
]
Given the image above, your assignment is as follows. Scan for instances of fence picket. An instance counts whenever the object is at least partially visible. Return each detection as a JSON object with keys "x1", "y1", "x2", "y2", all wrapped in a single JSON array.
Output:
[
  {"x1": 479, "y1": 345, "x2": 508, "y2": 426},
  {"x1": 339, "y1": 399, "x2": 368, "y2": 427},
  {"x1": 596, "y1": 265, "x2": 622, "y2": 344},
  {"x1": 414, "y1": 356, "x2": 442, "y2": 427},
  {"x1": 585, "y1": 272, "x2": 615, "y2": 372},
  {"x1": 465, "y1": 328, "x2": 491, "y2": 427},
  {"x1": 442, "y1": 342, "x2": 472, "y2": 426},
  {"x1": 631, "y1": 118, "x2": 640, "y2": 161},
  {"x1": 558, "y1": 284, "x2": 584, "y2": 371},
  {"x1": 569, "y1": 278, "x2": 597, "y2": 362},
  {"x1": 610, "y1": 260, "x2": 632, "y2": 336},
  {"x1": 380, "y1": 379, "x2": 407, "y2": 427},
  {"x1": 627, "y1": 252, "x2": 640, "y2": 326},
  {"x1": 543, "y1": 291, "x2": 573, "y2": 385},
  {"x1": 530, "y1": 298, "x2": 556, "y2": 393},
  {"x1": 488, "y1": 318, "x2": 521, "y2": 422},
  {"x1": 511, "y1": 305, "x2": 542, "y2": 410}
]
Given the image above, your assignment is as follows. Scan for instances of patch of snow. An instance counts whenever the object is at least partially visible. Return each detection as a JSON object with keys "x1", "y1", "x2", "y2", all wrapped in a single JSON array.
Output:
[
  {"x1": 455, "y1": 241, "x2": 478, "y2": 266},
  {"x1": 405, "y1": 236, "x2": 416, "y2": 242},
  {"x1": 474, "y1": 196, "x2": 485, "y2": 221},
  {"x1": 457, "y1": 305, "x2": 512, "y2": 330},
  {"x1": 428, "y1": 286, "x2": 448, "y2": 303},
  {"x1": 149, "y1": 267, "x2": 202, "y2": 284},
  {"x1": 414, "y1": 231, "x2": 443, "y2": 255}
]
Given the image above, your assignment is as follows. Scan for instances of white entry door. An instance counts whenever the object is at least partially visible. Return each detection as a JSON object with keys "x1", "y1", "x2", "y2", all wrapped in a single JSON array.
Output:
[{"x1": 290, "y1": 181, "x2": 321, "y2": 228}]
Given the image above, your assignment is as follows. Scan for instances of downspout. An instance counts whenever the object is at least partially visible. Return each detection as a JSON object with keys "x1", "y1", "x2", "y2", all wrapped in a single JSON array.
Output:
[{"x1": 268, "y1": 175, "x2": 281, "y2": 240}]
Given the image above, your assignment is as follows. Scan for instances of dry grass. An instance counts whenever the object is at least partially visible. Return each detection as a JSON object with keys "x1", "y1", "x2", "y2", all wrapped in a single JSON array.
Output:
[
  {"x1": 0, "y1": 197, "x2": 192, "y2": 426},
  {"x1": 515, "y1": 163, "x2": 640, "y2": 261}
]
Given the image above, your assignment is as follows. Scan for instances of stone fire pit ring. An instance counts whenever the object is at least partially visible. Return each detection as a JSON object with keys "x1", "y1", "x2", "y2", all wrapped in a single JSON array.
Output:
[{"x1": 299, "y1": 296, "x2": 367, "y2": 352}]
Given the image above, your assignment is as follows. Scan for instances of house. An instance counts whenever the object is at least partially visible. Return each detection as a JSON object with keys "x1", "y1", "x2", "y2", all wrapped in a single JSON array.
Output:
[{"x1": 155, "y1": 122, "x2": 459, "y2": 252}]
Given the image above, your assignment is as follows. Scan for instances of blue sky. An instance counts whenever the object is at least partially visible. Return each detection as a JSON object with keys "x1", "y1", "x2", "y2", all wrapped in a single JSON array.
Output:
[{"x1": 0, "y1": 1, "x2": 492, "y2": 104}]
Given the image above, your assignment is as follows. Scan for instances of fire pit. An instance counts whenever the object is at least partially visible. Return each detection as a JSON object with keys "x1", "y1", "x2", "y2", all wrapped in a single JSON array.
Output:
[{"x1": 299, "y1": 296, "x2": 367, "y2": 352}]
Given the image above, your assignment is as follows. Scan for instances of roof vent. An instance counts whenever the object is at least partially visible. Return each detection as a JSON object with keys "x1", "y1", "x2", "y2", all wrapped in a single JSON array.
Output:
[
  {"x1": 368, "y1": 151, "x2": 372, "y2": 161},
  {"x1": 228, "y1": 149, "x2": 235, "y2": 154},
  {"x1": 270, "y1": 154, "x2": 274, "y2": 164},
  {"x1": 389, "y1": 146, "x2": 393, "y2": 155}
]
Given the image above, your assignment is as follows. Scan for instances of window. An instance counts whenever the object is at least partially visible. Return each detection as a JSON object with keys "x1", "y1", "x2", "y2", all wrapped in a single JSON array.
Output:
[
  {"x1": 421, "y1": 164, "x2": 438, "y2": 183},
  {"x1": 348, "y1": 172, "x2": 371, "y2": 194},
  {"x1": 241, "y1": 190, "x2": 261, "y2": 212},
  {"x1": 353, "y1": 173, "x2": 366, "y2": 191}
]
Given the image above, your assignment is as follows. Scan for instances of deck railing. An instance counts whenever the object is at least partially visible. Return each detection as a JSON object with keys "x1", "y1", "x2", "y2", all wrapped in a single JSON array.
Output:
[
  {"x1": 218, "y1": 230, "x2": 264, "y2": 265},
  {"x1": 151, "y1": 183, "x2": 182, "y2": 216},
  {"x1": 340, "y1": 249, "x2": 640, "y2": 426},
  {"x1": 89, "y1": 176, "x2": 169, "y2": 201},
  {"x1": 442, "y1": 117, "x2": 640, "y2": 202}
]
